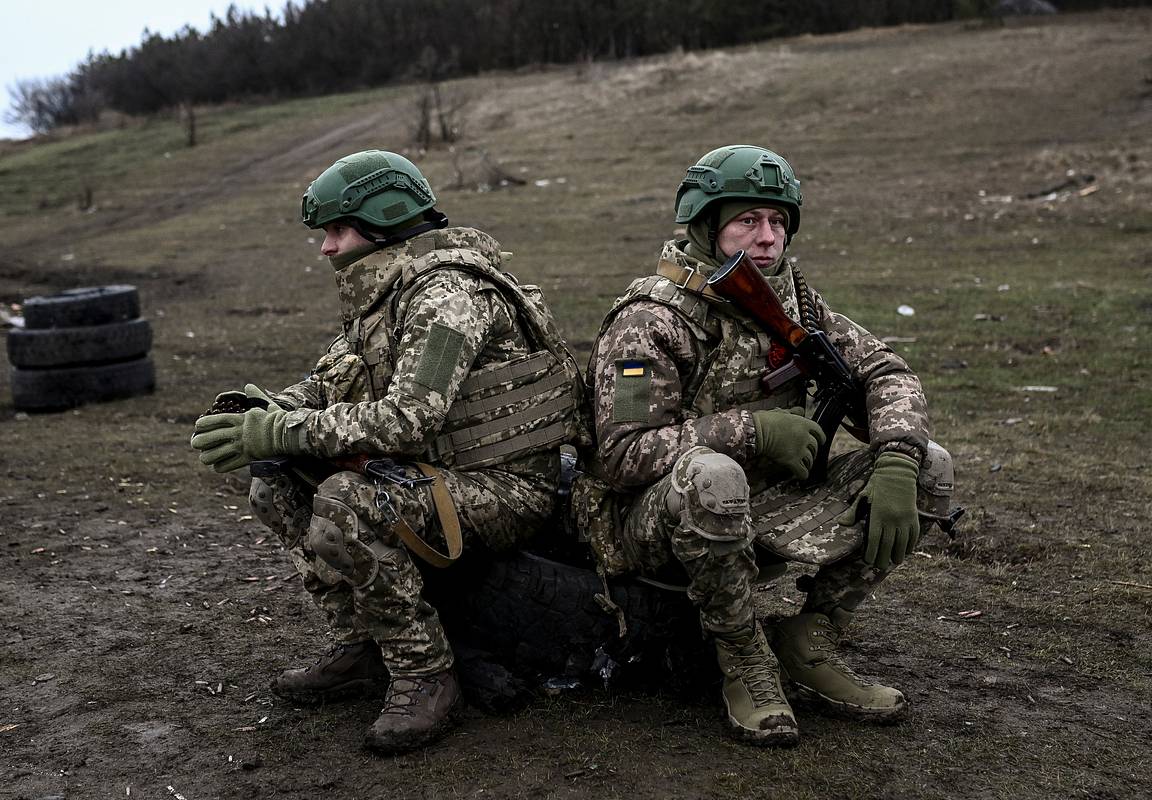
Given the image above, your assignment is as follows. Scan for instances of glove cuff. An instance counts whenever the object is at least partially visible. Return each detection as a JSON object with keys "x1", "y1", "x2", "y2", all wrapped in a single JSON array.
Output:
[
  {"x1": 873, "y1": 451, "x2": 919, "y2": 475},
  {"x1": 272, "y1": 412, "x2": 309, "y2": 456},
  {"x1": 751, "y1": 408, "x2": 791, "y2": 457}
]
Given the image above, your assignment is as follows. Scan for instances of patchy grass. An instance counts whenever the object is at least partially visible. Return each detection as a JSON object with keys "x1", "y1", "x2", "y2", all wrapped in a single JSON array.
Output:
[{"x1": 1, "y1": 10, "x2": 1151, "y2": 800}]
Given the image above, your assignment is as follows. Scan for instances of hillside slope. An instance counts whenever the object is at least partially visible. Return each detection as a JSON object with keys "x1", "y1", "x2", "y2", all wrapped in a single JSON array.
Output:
[{"x1": 1, "y1": 10, "x2": 1150, "y2": 800}]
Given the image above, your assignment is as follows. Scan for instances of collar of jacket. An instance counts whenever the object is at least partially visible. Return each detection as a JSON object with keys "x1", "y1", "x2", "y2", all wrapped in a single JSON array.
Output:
[{"x1": 331, "y1": 227, "x2": 504, "y2": 325}]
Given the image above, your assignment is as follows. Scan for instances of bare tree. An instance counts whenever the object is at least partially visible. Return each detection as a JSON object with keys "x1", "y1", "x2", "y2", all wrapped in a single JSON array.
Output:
[
  {"x1": 409, "y1": 82, "x2": 470, "y2": 149},
  {"x1": 5, "y1": 77, "x2": 102, "y2": 135}
]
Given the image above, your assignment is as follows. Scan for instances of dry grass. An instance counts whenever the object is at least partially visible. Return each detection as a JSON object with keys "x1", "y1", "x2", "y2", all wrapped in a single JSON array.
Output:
[{"x1": 1, "y1": 10, "x2": 1150, "y2": 800}]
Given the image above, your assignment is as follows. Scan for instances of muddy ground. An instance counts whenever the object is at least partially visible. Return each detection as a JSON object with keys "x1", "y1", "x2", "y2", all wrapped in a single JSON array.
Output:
[{"x1": 2, "y1": 10, "x2": 1151, "y2": 800}]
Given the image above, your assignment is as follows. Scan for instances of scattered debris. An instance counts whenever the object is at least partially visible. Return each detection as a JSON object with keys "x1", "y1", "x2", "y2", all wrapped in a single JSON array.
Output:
[
  {"x1": 896, "y1": 305, "x2": 915, "y2": 316},
  {"x1": 1016, "y1": 386, "x2": 1058, "y2": 393},
  {"x1": 1107, "y1": 580, "x2": 1152, "y2": 591},
  {"x1": 1022, "y1": 171, "x2": 1094, "y2": 201}
]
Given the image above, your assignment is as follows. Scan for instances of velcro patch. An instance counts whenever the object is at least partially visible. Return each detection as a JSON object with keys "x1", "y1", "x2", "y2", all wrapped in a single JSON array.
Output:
[
  {"x1": 414, "y1": 322, "x2": 466, "y2": 395},
  {"x1": 612, "y1": 358, "x2": 652, "y2": 423}
]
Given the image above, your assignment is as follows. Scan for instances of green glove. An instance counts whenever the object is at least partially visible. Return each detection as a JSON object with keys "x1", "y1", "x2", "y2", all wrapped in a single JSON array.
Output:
[
  {"x1": 751, "y1": 408, "x2": 827, "y2": 480},
  {"x1": 190, "y1": 407, "x2": 305, "y2": 473},
  {"x1": 838, "y1": 451, "x2": 921, "y2": 571}
]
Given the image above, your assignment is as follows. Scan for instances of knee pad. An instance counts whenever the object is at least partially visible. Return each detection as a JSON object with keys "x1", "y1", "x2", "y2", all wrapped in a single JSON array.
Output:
[
  {"x1": 249, "y1": 478, "x2": 284, "y2": 534},
  {"x1": 917, "y1": 440, "x2": 955, "y2": 521},
  {"x1": 308, "y1": 496, "x2": 398, "y2": 589},
  {"x1": 665, "y1": 446, "x2": 751, "y2": 545},
  {"x1": 249, "y1": 476, "x2": 313, "y2": 547}
]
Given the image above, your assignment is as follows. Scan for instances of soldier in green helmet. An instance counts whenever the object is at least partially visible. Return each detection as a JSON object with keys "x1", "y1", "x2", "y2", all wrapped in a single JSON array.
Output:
[
  {"x1": 576, "y1": 145, "x2": 956, "y2": 746},
  {"x1": 191, "y1": 150, "x2": 587, "y2": 754}
]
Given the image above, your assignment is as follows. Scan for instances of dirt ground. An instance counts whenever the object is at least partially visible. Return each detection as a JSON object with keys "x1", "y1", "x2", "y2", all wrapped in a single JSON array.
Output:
[{"x1": 2, "y1": 10, "x2": 1151, "y2": 800}]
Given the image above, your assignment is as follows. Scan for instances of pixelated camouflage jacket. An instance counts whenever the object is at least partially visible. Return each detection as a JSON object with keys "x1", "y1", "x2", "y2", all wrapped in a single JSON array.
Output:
[
  {"x1": 273, "y1": 227, "x2": 585, "y2": 476},
  {"x1": 589, "y1": 240, "x2": 929, "y2": 490}
]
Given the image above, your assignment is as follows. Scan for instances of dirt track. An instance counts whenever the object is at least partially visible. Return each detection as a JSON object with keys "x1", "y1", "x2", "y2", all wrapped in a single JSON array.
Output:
[{"x1": 2, "y1": 10, "x2": 1151, "y2": 800}]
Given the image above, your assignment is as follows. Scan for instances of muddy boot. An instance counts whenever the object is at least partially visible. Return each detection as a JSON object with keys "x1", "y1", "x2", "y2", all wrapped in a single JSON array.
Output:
[
  {"x1": 714, "y1": 624, "x2": 799, "y2": 747},
  {"x1": 271, "y1": 640, "x2": 387, "y2": 703},
  {"x1": 771, "y1": 609, "x2": 907, "y2": 721},
  {"x1": 364, "y1": 670, "x2": 463, "y2": 755}
]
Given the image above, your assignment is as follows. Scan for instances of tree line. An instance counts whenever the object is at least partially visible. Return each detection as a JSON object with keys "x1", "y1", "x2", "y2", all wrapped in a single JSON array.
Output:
[{"x1": 6, "y1": 0, "x2": 1148, "y2": 135}]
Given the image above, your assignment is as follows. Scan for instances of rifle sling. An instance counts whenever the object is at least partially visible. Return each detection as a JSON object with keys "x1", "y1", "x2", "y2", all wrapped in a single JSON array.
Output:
[
  {"x1": 374, "y1": 462, "x2": 463, "y2": 568},
  {"x1": 656, "y1": 260, "x2": 723, "y2": 300}
]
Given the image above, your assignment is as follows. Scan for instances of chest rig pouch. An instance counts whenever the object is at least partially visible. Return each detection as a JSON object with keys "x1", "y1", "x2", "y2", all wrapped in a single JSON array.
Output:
[{"x1": 390, "y1": 244, "x2": 588, "y2": 470}]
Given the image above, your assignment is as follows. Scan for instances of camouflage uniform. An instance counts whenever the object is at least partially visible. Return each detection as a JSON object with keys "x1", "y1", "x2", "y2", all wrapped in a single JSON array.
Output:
[
  {"x1": 584, "y1": 239, "x2": 933, "y2": 630},
  {"x1": 252, "y1": 226, "x2": 580, "y2": 676}
]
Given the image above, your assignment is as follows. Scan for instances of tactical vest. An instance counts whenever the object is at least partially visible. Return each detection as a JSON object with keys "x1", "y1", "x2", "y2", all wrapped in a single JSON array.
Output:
[
  {"x1": 330, "y1": 235, "x2": 590, "y2": 470},
  {"x1": 594, "y1": 265, "x2": 811, "y2": 419}
]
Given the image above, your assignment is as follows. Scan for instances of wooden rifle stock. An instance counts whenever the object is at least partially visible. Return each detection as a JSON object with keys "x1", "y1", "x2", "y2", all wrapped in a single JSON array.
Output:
[
  {"x1": 706, "y1": 250, "x2": 866, "y2": 483},
  {"x1": 706, "y1": 251, "x2": 809, "y2": 349}
]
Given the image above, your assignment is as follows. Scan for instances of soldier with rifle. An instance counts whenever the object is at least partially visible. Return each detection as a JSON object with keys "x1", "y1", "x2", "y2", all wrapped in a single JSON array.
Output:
[
  {"x1": 190, "y1": 150, "x2": 587, "y2": 754},
  {"x1": 577, "y1": 144, "x2": 958, "y2": 746}
]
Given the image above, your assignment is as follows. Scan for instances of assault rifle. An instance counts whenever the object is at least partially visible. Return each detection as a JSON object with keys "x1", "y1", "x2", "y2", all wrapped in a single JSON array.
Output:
[{"x1": 706, "y1": 250, "x2": 867, "y2": 484}]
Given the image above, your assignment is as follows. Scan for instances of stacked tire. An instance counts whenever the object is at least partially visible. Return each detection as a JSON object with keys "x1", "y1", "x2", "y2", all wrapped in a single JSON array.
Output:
[{"x1": 7, "y1": 286, "x2": 155, "y2": 412}]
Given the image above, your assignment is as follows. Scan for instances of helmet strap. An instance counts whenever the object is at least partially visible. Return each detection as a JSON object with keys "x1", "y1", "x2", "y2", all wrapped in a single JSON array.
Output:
[
  {"x1": 706, "y1": 208, "x2": 720, "y2": 260},
  {"x1": 353, "y1": 209, "x2": 449, "y2": 249}
]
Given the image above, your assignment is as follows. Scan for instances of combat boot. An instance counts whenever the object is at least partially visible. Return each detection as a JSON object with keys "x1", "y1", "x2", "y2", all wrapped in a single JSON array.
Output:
[
  {"x1": 271, "y1": 640, "x2": 387, "y2": 703},
  {"x1": 714, "y1": 624, "x2": 799, "y2": 747},
  {"x1": 771, "y1": 609, "x2": 907, "y2": 721},
  {"x1": 363, "y1": 669, "x2": 463, "y2": 755}
]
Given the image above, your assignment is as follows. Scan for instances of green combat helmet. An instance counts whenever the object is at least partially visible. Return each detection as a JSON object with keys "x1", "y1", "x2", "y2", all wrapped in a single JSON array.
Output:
[
  {"x1": 301, "y1": 150, "x2": 448, "y2": 246},
  {"x1": 675, "y1": 145, "x2": 803, "y2": 243}
]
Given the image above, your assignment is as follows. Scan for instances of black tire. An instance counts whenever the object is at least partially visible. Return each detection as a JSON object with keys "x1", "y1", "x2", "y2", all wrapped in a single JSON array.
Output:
[
  {"x1": 6, "y1": 318, "x2": 152, "y2": 368},
  {"x1": 10, "y1": 356, "x2": 155, "y2": 411},
  {"x1": 22, "y1": 285, "x2": 140, "y2": 329},
  {"x1": 432, "y1": 552, "x2": 715, "y2": 701}
]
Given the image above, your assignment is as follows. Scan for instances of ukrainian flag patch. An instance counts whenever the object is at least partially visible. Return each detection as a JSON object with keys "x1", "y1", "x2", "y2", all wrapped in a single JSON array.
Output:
[{"x1": 613, "y1": 358, "x2": 651, "y2": 423}]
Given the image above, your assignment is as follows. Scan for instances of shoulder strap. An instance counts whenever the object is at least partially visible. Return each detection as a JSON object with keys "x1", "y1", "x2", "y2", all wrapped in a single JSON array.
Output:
[{"x1": 655, "y1": 259, "x2": 723, "y2": 301}]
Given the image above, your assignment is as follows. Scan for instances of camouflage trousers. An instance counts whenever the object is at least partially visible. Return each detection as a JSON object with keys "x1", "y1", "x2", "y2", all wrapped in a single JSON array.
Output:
[
  {"x1": 619, "y1": 447, "x2": 759, "y2": 636},
  {"x1": 618, "y1": 446, "x2": 952, "y2": 632},
  {"x1": 249, "y1": 459, "x2": 554, "y2": 675}
]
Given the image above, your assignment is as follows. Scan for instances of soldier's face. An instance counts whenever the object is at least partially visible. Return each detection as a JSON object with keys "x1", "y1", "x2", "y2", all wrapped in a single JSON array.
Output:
[
  {"x1": 717, "y1": 207, "x2": 787, "y2": 268},
  {"x1": 320, "y1": 221, "x2": 373, "y2": 256}
]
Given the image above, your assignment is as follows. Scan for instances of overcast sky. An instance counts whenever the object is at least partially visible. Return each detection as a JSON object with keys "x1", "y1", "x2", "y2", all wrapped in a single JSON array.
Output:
[{"x1": 0, "y1": 0, "x2": 265, "y2": 140}]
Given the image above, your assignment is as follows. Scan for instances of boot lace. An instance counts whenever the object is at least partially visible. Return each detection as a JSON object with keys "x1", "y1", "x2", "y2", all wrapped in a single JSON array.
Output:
[
  {"x1": 724, "y1": 638, "x2": 786, "y2": 706},
  {"x1": 379, "y1": 677, "x2": 428, "y2": 718},
  {"x1": 811, "y1": 621, "x2": 871, "y2": 685},
  {"x1": 307, "y1": 642, "x2": 356, "y2": 673}
]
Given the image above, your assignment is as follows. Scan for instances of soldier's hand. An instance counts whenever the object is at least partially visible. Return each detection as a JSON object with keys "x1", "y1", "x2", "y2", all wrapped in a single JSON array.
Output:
[
  {"x1": 838, "y1": 451, "x2": 921, "y2": 571},
  {"x1": 751, "y1": 408, "x2": 826, "y2": 479},
  {"x1": 190, "y1": 407, "x2": 304, "y2": 473}
]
